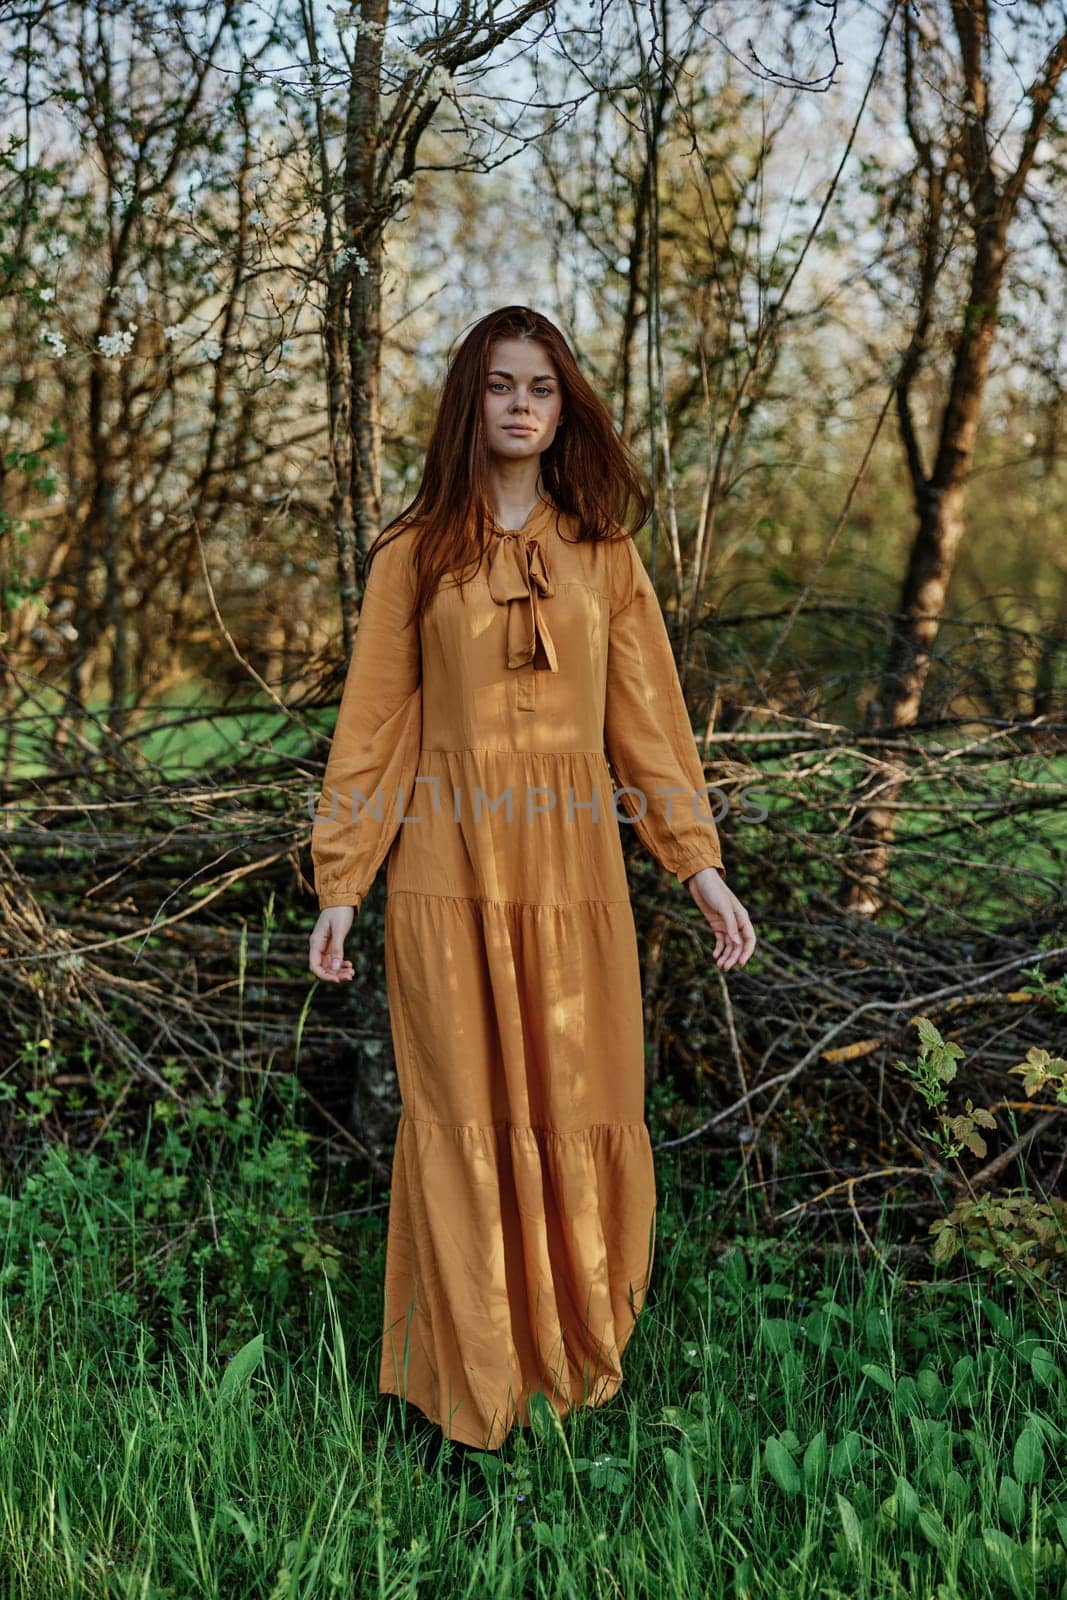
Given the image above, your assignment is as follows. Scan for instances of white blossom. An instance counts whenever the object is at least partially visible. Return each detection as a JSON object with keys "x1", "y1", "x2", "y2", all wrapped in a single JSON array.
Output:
[
  {"x1": 46, "y1": 236, "x2": 69, "y2": 259},
  {"x1": 97, "y1": 324, "x2": 137, "y2": 358},
  {"x1": 383, "y1": 38, "x2": 421, "y2": 71},
  {"x1": 163, "y1": 323, "x2": 185, "y2": 341},
  {"x1": 337, "y1": 245, "x2": 369, "y2": 275},
  {"x1": 40, "y1": 326, "x2": 67, "y2": 357},
  {"x1": 390, "y1": 178, "x2": 414, "y2": 202},
  {"x1": 38, "y1": 286, "x2": 55, "y2": 303},
  {"x1": 198, "y1": 337, "x2": 223, "y2": 361},
  {"x1": 337, "y1": 12, "x2": 384, "y2": 35},
  {"x1": 247, "y1": 208, "x2": 267, "y2": 228}
]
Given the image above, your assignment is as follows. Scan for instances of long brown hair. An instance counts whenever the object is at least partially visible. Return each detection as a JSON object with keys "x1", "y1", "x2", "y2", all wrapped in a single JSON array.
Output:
[{"x1": 363, "y1": 305, "x2": 654, "y2": 630}]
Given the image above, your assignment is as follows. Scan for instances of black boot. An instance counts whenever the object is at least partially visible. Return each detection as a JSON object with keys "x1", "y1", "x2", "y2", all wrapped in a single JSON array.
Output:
[
  {"x1": 411, "y1": 1415, "x2": 445, "y2": 1471},
  {"x1": 419, "y1": 1425, "x2": 474, "y2": 1482}
]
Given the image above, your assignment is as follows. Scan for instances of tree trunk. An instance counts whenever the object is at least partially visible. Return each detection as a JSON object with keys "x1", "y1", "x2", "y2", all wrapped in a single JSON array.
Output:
[
  {"x1": 338, "y1": 0, "x2": 388, "y2": 651},
  {"x1": 840, "y1": 257, "x2": 1002, "y2": 915},
  {"x1": 841, "y1": 6, "x2": 1067, "y2": 914}
]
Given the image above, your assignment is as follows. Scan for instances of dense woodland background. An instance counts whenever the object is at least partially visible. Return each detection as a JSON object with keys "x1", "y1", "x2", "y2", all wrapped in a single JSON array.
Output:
[
  {"x1": 2, "y1": 0, "x2": 1065, "y2": 1276},
  {"x1": 3, "y1": 6, "x2": 1067, "y2": 1592}
]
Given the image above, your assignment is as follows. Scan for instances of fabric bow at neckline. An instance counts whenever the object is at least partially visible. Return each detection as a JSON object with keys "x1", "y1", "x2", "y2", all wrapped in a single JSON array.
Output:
[{"x1": 486, "y1": 527, "x2": 559, "y2": 672}]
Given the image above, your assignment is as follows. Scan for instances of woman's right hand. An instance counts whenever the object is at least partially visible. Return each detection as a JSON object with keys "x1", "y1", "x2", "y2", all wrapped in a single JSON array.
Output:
[{"x1": 309, "y1": 905, "x2": 356, "y2": 982}]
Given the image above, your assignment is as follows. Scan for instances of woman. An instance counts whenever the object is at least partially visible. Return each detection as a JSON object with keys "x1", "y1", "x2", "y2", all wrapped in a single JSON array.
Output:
[{"x1": 308, "y1": 305, "x2": 756, "y2": 1459}]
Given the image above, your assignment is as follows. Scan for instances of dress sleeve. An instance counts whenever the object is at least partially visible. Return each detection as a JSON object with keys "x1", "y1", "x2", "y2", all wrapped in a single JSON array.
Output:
[
  {"x1": 310, "y1": 527, "x2": 422, "y2": 913},
  {"x1": 603, "y1": 533, "x2": 726, "y2": 884}
]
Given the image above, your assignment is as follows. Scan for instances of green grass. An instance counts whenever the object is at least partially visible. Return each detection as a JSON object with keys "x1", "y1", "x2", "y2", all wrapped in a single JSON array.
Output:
[
  {"x1": 743, "y1": 740, "x2": 1066, "y2": 928},
  {"x1": 1, "y1": 1093, "x2": 1065, "y2": 1599},
  {"x1": 5, "y1": 681, "x2": 335, "y2": 779}
]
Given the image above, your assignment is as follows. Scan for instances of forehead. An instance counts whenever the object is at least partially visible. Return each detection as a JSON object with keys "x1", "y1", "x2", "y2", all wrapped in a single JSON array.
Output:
[{"x1": 487, "y1": 336, "x2": 558, "y2": 379}]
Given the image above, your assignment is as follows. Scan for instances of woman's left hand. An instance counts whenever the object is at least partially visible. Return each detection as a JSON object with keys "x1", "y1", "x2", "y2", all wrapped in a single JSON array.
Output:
[{"x1": 683, "y1": 867, "x2": 756, "y2": 971}]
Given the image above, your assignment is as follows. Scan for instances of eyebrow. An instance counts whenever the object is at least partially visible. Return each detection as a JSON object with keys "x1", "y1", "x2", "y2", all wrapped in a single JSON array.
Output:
[{"x1": 488, "y1": 369, "x2": 558, "y2": 382}]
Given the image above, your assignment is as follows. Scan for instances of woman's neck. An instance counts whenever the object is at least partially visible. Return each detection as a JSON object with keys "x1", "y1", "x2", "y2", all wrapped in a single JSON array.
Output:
[{"x1": 486, "y1": 462, "x2": 546, "y2": 532}]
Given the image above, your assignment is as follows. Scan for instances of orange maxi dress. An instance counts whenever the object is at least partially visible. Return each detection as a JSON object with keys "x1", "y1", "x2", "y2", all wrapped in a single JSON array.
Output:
[{"x1": 310, "y1": 491, "x2": 725, "y2": 1451}]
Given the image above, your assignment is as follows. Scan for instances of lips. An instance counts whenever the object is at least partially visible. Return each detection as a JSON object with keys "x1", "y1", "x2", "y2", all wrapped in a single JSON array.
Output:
[{"x1": 504, "y1": 425, "x2": 535, "y2": 434}]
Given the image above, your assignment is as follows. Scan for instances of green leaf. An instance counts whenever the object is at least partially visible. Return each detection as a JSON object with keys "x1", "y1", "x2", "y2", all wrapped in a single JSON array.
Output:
[
  {"x1": 531, "y1": 1521, "x2": 567, "y2": 1553},
  {"x1": 931, "y1": 1223, "x2": 961, "y2": 1264},
  {"x1": 895, "y1": 1475, "x2": 920, "y2": 1524},
  {"x1": 860, "y1": 1362, "x2": 895, "y2": 1395},
  {"x1": 950, "y1": 1355, "x2": 977, "y2": 1404},
  {"x1": 880, "y1": 1474, "x2": 920, "y2": 1527},
  {"x1": 945, "y1": 1470, "x2": 970, "y2": 1504},
  {"x1": 863, "y1": 1308, "x2": 892, "y2": 1350},
  {"x1": 1013, "y1": 1425, "x2": 1045, "y2": 1483},
  {"x1": 980, "y1": 1296, "x2": 1012, "y2": 1339},
  {"x1": 802, "y1": 1430, "x2": 827, "y2": 1486},
  {"x1": 895, "y1": 1376, "x2": 922, "y2": 1416},
  {"x1": 982, "y1": 1527, "x2": 1024, "y2": 1579},
  {"x1": 219, "y1": 1332, "x2": 264, "y2": 1399},
  {"x1": 915, "y1": 1017, "x2": 944, "y2": 1052},
  {"x1": 916, "y1": 1368, "x2": 946, "y2": 1411},
  {"x1": 836, "y1": 1492, "x2": 863, "y2": 1557},
  {"x1": 830, "y1": 1431, "x2": 863, "y2": 1479},
  {"x1": 733, "y1": 1554, "x2": 756, "y2": 1597},
  {"x1": 1030, "y1": 1346, "x2": 1063, "y2": 1387},
  {"x1": 220, "y1": 1500, "x2": 258, "y2": 1550},
  {"x1": 763, "y1": 1437, "x2": 801, "y2": 1495},
  {"x1": 998, "y1": 1475, "x2": 1024, "y2": 1527},
  {"x1": 660, "y1": 1404, "x2": 709, "y2": 1454},
  {"x1": 760, "y1": 1318, "x2": 798, "y2": 1355},
  {"x1": 917, "y1": 1506, "x2": 948, "y2": 1549}
]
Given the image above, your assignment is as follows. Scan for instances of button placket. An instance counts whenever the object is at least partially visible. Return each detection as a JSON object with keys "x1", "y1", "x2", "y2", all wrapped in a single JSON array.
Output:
[{"x1": 486, "y1": 510, "x2": 559, "y2": 710}]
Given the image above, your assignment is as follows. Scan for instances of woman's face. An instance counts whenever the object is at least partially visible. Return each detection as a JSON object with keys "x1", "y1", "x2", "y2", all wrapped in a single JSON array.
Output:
[{"x1": 483, "y1": 337, "x2": 564, "y2": 463}]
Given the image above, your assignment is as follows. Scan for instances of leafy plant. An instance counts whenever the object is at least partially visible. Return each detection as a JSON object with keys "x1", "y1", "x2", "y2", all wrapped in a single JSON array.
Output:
[
  {"x1": 892, "y1": 1015, "x2": 997, "y2": 1160},
  {"x1": 893, "y1": 1016, "x2": 1067, "y2": 1293}
]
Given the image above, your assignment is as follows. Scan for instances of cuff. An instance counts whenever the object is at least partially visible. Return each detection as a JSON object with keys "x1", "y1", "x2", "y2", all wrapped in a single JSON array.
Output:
[
  {"x1": 671, "y1": 850, "x2": 726, "y2": 884},
  {"x1": 317, "y1": 886, "x2": 364, "y2": 913}
]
